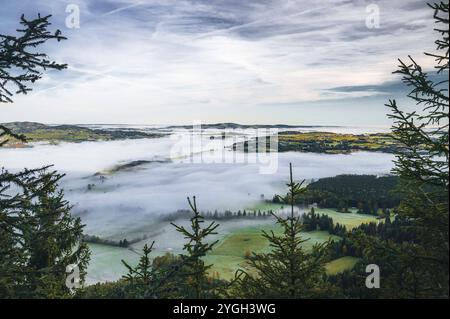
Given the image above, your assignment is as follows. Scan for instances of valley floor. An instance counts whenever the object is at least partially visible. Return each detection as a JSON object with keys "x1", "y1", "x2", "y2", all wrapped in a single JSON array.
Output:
[{"x1": 85, "y1": 205, "x2": 377, "y2": 283}]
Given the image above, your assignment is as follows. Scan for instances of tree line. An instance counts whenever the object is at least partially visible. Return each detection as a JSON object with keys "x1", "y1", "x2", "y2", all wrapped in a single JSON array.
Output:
[
  {"x1": 160, "y1": 208, "x2": 275, "y2": 222},
  {"x1": 275, "y1": 174, "x2": 402, "y2": 216}
]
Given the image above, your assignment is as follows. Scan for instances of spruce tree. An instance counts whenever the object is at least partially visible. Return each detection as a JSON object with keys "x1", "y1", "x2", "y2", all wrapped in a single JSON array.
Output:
[
  {"x1": 0, "y1": 168, "x2": 90, "y2": 298},
  {"x1": 351, "y1": 1, "x2": 448, "y2": 298},
  {"x1": 0, "y1": 14, "x2": 66, "y2": 103},
  {"x1": 387, "y1": 1, "x2": 448, "y2": 297},
  {"x1": 122, "y1": 242, "x2": 155, "y2": 285},
  {"x1": 0, "y1": 15, "x2": 90, "y2": 298},
  {"x1": 171, "y1": 196, "x2": 220, "y2": 298},
  {"x1": 119, "y1": 196, "x2": 222, "y2": 298},
  {"x1": 0, "y1": 14, "x2": 66, "y2": 142},
  {"x1": 117, "y1": 242, "x2": 157, "y2": 298},
  {"x1": 234, "y1": 164, "x2": 330, "y2": 298}
]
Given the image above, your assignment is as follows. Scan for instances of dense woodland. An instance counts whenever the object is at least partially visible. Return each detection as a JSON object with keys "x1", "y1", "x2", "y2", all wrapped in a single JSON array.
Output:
[
  {"x1": 0, "y1": 2, "x2": 449, "y2": 299},
  {"x1": 285, "y1": 174, "x2": 402, "y2": 215}
]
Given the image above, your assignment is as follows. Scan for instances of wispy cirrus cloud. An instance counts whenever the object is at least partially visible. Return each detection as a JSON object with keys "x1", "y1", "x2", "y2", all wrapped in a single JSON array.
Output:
[{"x1": 0, "y1": 0, "x2": 438, "y2": 125}]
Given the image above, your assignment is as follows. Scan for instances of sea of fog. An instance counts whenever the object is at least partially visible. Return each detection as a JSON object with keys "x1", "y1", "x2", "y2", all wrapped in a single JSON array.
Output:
[
  {"x1": 0, "y1": 125, "x2": 395, "y2": 237},
  {"x1": 0, "y1": 125, "x2": 395, "y2": 283}
]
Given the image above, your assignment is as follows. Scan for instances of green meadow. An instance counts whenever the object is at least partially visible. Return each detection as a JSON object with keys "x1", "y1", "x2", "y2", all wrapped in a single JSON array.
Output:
[
  {"x1": 205, "y1": 205, "x2": 377, "y2": 280},
  {"x1": 312, "y1": 208, "x2": 378, "y2": 229},
  {"x1": 325, "y1": 256, "x2": 360, "y2": 275},
  {"x1": 247, "y1": 202, "x2": 378, "y2": 229},
  {"x1": 86, "y1": 204, "x2": 377, "y2": 282},
  {"x1": 206, "y1": 226, "x2": 342, "y2": 280}
]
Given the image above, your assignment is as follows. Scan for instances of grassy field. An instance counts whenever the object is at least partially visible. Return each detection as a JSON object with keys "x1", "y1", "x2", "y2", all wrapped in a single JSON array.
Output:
[
  {"x1": 325, "y1": 256, "x2": 360, "y2": 275},
  {"x1": 313, "y1": 208, "x2": 378, "y2": 229},
  {"x1": 86, "y1": 205, "x2": 375, "y2": 283},
  {"x1": 206, "y1": 223, "x2": 340, "y2": 280},
  {"x1": 246, "y1": 202, "x2": 378, "y2": 229},
  {"x1": 86, "y1": 244, "x2": 140, "y2": 284},
  {"x1": 205, "y1": 205, "x2": 375, "y2": 279}
]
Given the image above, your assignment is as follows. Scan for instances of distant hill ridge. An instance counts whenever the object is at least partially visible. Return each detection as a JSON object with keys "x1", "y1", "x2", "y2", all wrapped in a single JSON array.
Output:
[
  {"x1": 0, "y1": 122, "x2": 165, "y2": 146},
  {"x1": 2, "y1": 122, "x2": 334, "y2": 132},
  {"x1": 167, "y1": 123, "x2": 334, "y2": 129},
  {"x1": 1, "y1": 121, "x2": 86, "y2": 133}
]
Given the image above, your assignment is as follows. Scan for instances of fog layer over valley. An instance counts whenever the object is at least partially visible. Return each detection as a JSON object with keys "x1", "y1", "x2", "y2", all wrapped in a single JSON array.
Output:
[
  {"x1": 0, "y1": 125, "x2": 395, "y2": 283},
  {"x1": 0, "y1": 126, "x2": 396, "y2": 237}
]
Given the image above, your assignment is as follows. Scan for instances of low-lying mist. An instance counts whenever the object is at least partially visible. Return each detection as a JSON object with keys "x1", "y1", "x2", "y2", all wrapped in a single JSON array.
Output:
[{"x1": 0, "y1": 130, "x2": 395, "y2": 239}]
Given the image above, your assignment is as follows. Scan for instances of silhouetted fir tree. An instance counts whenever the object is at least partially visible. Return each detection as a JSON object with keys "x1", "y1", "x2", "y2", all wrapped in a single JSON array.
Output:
[
  {"x1": 122, "y1": 242, "x2": 155, "y2": 286},
  {"x1": 0, "y1": 14, "x2": 67, "y2": 142},
  {"x1": 117, "y1": 242, "x2": 176, "y2": 298},
  {"x1": 234, "y1": 164, "x2": 330, "y2": 298},
  {"x1": 387, "y1": 1, "x2": 448, "y2": 262},
  {"x1": 0, "y1": 168, "x2": 90, "y2": 298},
  {"x1": 350, "y1": 2, "x2": 449, "y2": 298},
  {"x1": 171, "y1": 196, "x2": 220, "y2": 298},
  {"x1": 94, "y1": 197, "x2": 223, "y2": 299},
  {"x1": 0, "y1": 14, "x2": 66, "y2": 103},
  {"x1": 0, "y1": 15, "x2": 90, "y2": 298}
]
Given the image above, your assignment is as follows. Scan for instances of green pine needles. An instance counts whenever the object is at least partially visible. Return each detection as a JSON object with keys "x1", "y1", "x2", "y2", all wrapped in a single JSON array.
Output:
[
  {"x1": 234, "y1": 164, "x2": 331, "y2": 298},
  {"x1": 119, "y1": 196, "x2": 222, "y2": 299},
  {"x1": 171, "y1": 196, "x2": 220, "y2": 298}
]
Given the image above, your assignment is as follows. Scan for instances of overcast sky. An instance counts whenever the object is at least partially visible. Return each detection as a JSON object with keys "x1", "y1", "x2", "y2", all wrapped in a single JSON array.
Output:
[{"x1": 0, "y1": 0, "x2": 442, "y2": 125}]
